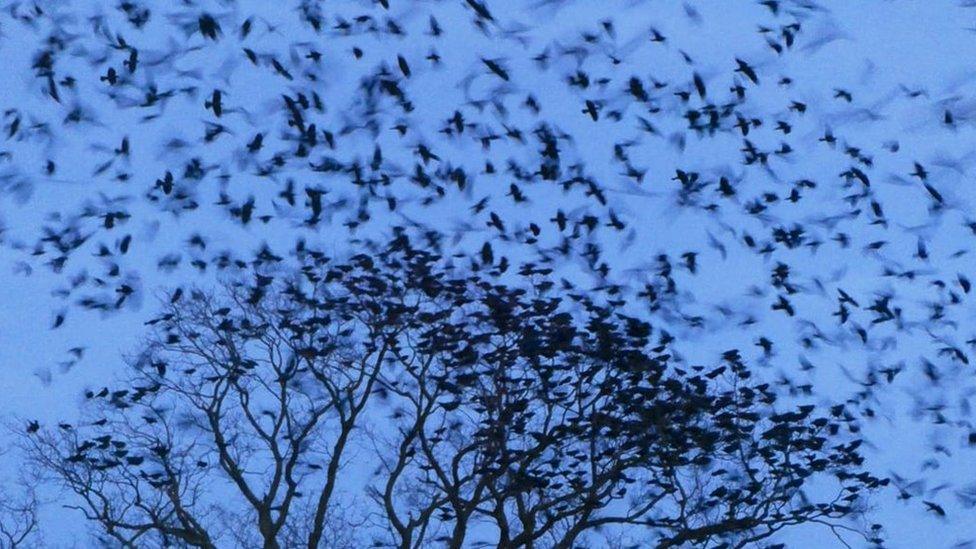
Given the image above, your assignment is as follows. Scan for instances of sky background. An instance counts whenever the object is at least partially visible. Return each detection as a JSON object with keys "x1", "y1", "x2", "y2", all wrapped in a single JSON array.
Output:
[{"x1": 3, "y1": 0, "x2": 976, "y2": 546}]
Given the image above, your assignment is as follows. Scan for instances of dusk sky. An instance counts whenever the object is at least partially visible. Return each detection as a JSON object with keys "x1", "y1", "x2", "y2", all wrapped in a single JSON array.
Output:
[{"x1": 3, "y1": 0, "x2": 976, "y2": 546}]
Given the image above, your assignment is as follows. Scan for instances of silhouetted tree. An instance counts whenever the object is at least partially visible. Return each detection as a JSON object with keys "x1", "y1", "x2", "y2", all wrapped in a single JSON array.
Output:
[
  {"x1": 0, "y1": 452, "x2": 39, "y2": 549},
  {"x1": 21, "y1": 239, "x2": 886, "y2": 548}
]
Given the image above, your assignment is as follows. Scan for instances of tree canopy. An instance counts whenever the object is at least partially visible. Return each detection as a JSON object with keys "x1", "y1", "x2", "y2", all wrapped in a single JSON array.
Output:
[{"x1": 22, "y1": 241, "x2": 886, "y2": 548}]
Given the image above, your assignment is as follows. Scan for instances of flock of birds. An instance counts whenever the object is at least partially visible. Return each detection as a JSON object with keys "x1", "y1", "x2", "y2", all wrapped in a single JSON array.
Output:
[{"x1": 5, "y1": 0, "x2": 976, "y2": 544}]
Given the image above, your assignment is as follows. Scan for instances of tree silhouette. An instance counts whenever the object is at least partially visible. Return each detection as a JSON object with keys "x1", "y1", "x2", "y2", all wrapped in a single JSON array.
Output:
[
  {"x1": 21, "y1": 239, "x2": 886, "y2": 548},
  {"x1": 0, "y1": 453, "x2": 39, "y2": 549}
]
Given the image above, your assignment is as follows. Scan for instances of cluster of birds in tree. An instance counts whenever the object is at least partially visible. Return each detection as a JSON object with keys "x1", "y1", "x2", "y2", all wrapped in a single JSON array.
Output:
[
  {"x1": 2, "y1": 0, "x2": 976, "y2": 545},
  {"x1": 22, "y1": 243, "x2": 887, "y2": 547}
]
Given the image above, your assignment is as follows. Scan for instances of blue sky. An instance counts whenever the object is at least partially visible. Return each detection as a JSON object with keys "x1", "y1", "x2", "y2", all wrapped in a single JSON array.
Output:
[{"x1": 3, "y1": 0, "x2": 976, "y2": 546}]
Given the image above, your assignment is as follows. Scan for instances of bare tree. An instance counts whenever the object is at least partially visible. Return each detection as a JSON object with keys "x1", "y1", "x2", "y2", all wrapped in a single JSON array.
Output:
[
  {"x1": 0, "y1": 452, "x2": 40, "y2": 549},
  {"x1": 19, "y1": 240, "x2": 886, "y2": 548},
  {"x1": 358, "y1": 247, "x2": 888, "y2": 549},
  {"x1": 21, "y1": 247, "x2": 393, "y2": 548}
]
